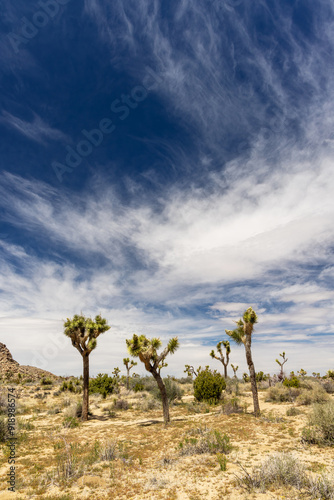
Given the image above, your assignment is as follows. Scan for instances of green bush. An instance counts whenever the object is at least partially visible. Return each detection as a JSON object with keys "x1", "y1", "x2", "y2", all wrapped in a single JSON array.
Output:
[
  {"x1": 283, "y1": 376, "x2": 300, "y2": 388},
  {"x1": 89, "y1": 373, "x2": 118, "y2": 398},
  {"x1": 193, "y1": 367, "x2": 226, "y2": 404},
  {"x1": 41, "y1": 377, "x2": 52, "y2": 386},
  {"x1": 302, "y1": 401, "x2": 334, "y2": 446},
  {"x1": 133, "y1": 382, "x2": 145, "y2": 392}
]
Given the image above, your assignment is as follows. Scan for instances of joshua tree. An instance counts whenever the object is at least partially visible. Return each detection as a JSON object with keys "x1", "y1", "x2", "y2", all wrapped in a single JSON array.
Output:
[
  {"x1": 276, "y1": 352, "x2": 288, "y2": 381},
  {"x1": 297, "y1": 368, "x2": 307, "y2": 380},
  {"x1": 123, "y1": 358, "x2": 137, "y2": 390},
  {"x1": 210, "y1": 340, "x2": 230, "y2": 378},
  {"x1": 184, "y1": 364, "x2": 199, "y2": 378},
  {"x1": 63, "y1": 314, "x2": 110, "y2": 421},
  {"x1": 231, "y1": 364, "x2": 239, "y2": 378},
  {"x1": 126, "y1": 334, "x2": 179, "y2": 426},
  {"x1": 225, "y1": 307, "x2": 260, "y2": 416}
]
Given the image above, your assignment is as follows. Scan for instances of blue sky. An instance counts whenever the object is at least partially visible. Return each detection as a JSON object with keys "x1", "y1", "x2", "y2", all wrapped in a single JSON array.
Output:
[{"x1": 1, "y1": 0, "x2": 334, "y2": 377}]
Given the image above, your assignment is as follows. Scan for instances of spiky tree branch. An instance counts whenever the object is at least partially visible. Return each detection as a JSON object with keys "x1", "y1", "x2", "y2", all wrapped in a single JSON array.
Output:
[{"x1": 210, "y1": 340, "x2": 230, "y2": 378}]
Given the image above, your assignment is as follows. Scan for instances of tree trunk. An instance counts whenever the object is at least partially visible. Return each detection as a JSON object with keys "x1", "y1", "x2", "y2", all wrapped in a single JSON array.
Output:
[
  {"x1": 223, "y1": 363, "x2": 227, "y2": 379},
  {"x1": 82, "y1": 353, "x2": 89, "y2": 421},
  {"x1": 126, "y1": 370, "x2": 130, "y2": 390},
  {"x1": 153, "y1": 372, "x2": 170, "y2": 426},
  {"x1": 244, "y1": 336, "x2": 260, "y2": 417}
]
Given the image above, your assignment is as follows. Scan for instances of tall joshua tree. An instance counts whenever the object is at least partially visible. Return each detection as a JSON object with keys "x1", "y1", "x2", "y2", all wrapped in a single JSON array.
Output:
[
  {"x1": 63, "y1": 314, "x2": 110, "y2": 421},
  {"x1": 126, "y1": 334, "x2": 179, "y2": 426},
  {"x1": 123, "y1": 357, "x2": 137, "y2": 390},
  {"x1": 225, "y1": 307, "x2": 260, "y2": 416},
  {"x1": 210, "y1": 340, "x2": 230, "y2": 378}
]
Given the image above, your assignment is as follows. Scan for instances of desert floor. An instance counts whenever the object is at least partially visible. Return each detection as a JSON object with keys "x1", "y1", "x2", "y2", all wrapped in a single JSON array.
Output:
[{"x1": 0, "y1": 381, "x2": 333, "y2": 499}]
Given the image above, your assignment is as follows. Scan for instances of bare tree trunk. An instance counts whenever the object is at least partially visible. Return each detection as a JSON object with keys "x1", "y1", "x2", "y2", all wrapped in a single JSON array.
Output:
[
  {"x1": 126, "y1": 368, "x2": 130, "y2": 390},
  {"x1": 153, "y1": 372, "x2": 170, "y2": 425},
  {"x1": 82, "y1": 353, "x2": 89, "y2": 421},
  {"x1": 244, "y1": 337, "x2": 260, "y2": 417},
  {"x1": 223, "y1": 363, "x2": 227, "y2": 379}
]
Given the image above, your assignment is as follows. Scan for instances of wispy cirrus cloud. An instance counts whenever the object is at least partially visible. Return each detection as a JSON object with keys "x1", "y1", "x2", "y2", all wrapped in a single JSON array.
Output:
[{"x1": 0, "y1": 111, "x2": 69, "y2": 144}]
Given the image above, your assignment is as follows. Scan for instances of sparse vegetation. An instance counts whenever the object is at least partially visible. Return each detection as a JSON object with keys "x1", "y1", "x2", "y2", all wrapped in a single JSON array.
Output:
[{"x1": 302, "y1": 401, "x2": 334, "y2": 446}]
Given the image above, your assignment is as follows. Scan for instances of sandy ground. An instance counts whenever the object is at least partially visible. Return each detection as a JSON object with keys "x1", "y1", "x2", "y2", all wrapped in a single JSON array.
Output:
[{"x1": 0, "y1": 384, "x2": 333, "y2": 499}]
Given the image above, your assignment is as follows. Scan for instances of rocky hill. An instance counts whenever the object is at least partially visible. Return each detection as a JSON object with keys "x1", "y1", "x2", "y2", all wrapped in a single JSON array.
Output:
[{"x1": 0, "y1": 342, "x2": 60, "y2": 382}]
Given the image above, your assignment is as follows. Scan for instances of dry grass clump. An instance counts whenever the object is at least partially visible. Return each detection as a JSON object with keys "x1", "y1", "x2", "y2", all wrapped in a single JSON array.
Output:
[
  {"x1": 236, "y1": 451, "x2": 334, "y2": 498},
  {"x1": 286, "y1": 406, "x2": 302, "y2": 416},
  {"x1": 296, "y1": 382, "x2": 329, "y2": 406},
  {"x1": 236, "y1": 451, "x2": 306, "y2": 492},
  {"x1": 302, "y1": 401, "x2": 334, "y2": 446},
  {"x1": 113, "y1": 398, "x2": 129, "y2": 410},
  {"x1": 221, "y1": 396, "x2": 244, "y2": 415},
  {"x1": 178, "y1": 427, "x2": 232, "y2": 456},
  {"x1": 265, "y1": 384, "x2": 300, "y2": 402}
]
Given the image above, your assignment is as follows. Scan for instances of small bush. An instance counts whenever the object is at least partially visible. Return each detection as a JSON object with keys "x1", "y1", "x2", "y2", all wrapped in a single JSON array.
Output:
[
  {"x1": 89, "y1": 373, "x2": 118, "y2": 398},
  {"x1": 193, "y1": 368, "x2": 226, "y2": 404},
  {"x1": 62, "y1": 416, "x2": 80, "y2": 428},
  {"x1": 283, "y1": 376, "x2": 300, "y2": 388},
  {"x1": 308, "y1": 472, "x2": 334, "y2": 499},
  {"x1": 99, "y1": 439, "x2": 118, "y2": 461},
  {"x1": 236, "y1": 452, "x2": 306, "y2": 492},
  {"x1": 302, "y1": 401, "x2": 334, "y2": 446},
  {"x1": 322, "y1": 380, "x2": 334, "y2": 394},
  {"x1": 114, "y1": 399, "x2": 129, "y2": 410},
  {"x1": 41, "y1": 377, "x2": 53, "y2": 386},
  {"x1": 266, "y1": 385, "x2": 300, "y2": 403},
  {"x1": 221, "y1": 397, "x2": 244, "y2": 415},
  {"x1": 286, "y1": 407, "x2": 302, "y2": 416},
  {"x1": 179, "y1": 427, "x2": 232, "y2": 456},
  {"x1": 296, "y1": 384, "x2": 329, "y2": 406},
  {"x1": 133, "y1": 382, "x2": 145, "y2": 392}
]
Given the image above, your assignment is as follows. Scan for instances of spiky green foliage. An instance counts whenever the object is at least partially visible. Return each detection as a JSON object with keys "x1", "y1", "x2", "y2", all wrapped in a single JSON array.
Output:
[
  {"x1": 184, "y1": 365, "x2": 198, "y2": 378},
  {"x1": 210, "y1": 340, "x2": 230, "y2": 377},
  {"x1": 64, "y1": 314, "x2": 110, "y2": 355},
  {"x1": 126, "y1": 334, "x2": 179, "y2": 374},
  {"x1": 225, "y1": 308, "x2": 258, "y2": 344}
]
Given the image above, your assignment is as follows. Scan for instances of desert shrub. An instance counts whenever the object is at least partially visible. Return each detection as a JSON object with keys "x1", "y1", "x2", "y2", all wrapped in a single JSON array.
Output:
[
  {"x1": 99, "y1": 439, "x2": 118, "y2": 461},
  {"x1": 242, "y1": 373, "x2": 250, "y2": 383},
  {"x1": 152, "y1": 378, "x2": 184, "y2": 404},
  {"x1": 62, "y1": 416, "x2": 80, "y2": 428},
  {"x1": 89, "y1": 373, "x2": 118, "y2": 398},
  {"x1": 175, "y1": 376, "x2": 193, "y2": 384},
  {"x1": 64, "y1": 401, "x2": 82, "y2": 419},
  {"x1": 283, "y1": 376, "x2": 301, "y2": 388},
  {"x1": 129, "y1": 376, "x2": 156, "y2": 394},
  {"x1": 140, "y1": 397, "x2": 160, "y2": 411},
  {"x1": 194, "y1": 368, "x2": 226, "y2": 404},
  {"x1": 308, "y1": 472, "x2": 334, "y2": 499},
  {"x1": 296, "y1": 384, "x2": 329, "y2": 406},
  {"x1": 322, "y1": 379, "x2": 334, "y2": 394},
  {"x1": 179, "y1": 427, "x2": 232, "y2": 456},
  {"x1": 41, "y1": 377, "x2": 52, "y2": 386},
  {"x1": 53, "y1": 391, "x2": 61, "y2": 397},
  {"x1": 265, "y1": 385, "x2": 300, "y2": 403},
  {"x1": 133, "y1": 382, "x2": 145, "y2": 392},
  {"x1": 221, "y1": 396, "x2": 244, "y2": 415},
  {"x1": 286, "y1": 407, "x2": 302, "y2": 416},
  {"x1": 326, "y1": 370, "x2": 334, "y2": 379},
  {"x1": 236, "y1": 452, "x2": 306, "y2": 492},
  {"x1": 302, "y1": 401, "x2": 334, "y2": 446},
  {"x1": 114, "y1": 399, "x2": 129, "y2": 410}
]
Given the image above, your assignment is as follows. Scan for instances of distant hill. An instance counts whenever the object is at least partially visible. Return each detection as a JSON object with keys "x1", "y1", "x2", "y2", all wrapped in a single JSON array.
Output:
[{"x1": 0, "y1": 342, "x2": 61, "y2": 382}]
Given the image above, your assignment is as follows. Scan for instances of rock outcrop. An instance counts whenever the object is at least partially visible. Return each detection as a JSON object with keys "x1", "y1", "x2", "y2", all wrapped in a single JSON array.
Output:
[{"x1": 0, "y1": 342, "x2": 60, "y2": 381}]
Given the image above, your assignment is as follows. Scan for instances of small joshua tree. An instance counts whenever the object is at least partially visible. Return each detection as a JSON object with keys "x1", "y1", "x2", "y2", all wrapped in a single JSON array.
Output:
[
  {"x1": 297, "y1": 368, "x2": 307, "y2": 380},
  {"x1": 123, "y1": 358, "x2": 137, "y2": 390},
  {"x1": 126, "y1": 334, "x2": 179, "y2": 426},
  {"x1": 231, "y1": 364, "x2": 239, "y2": 378},
  {"x1": 225, "y1": 307, "x2": 260, "y2": 416},
  {"x1": 210, "y1": 340, "x2": 230, "y2": 378},
  {"x1": 184, "y1": 365, "x2": 199, "y2": 378},
  {"x1": 63, "y1": 314, "x2": 110, "y2": 421},
  {"x1": 276, "y1": 352, "x2": 288, "y2": 382}
]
